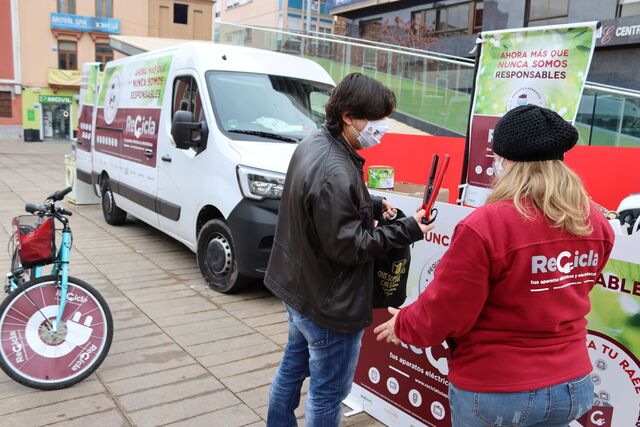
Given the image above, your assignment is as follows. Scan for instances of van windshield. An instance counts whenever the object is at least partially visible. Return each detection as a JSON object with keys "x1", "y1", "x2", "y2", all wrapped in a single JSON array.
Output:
[{"x1": 206, "y1": 71, "x2": 333, "y2": 142}]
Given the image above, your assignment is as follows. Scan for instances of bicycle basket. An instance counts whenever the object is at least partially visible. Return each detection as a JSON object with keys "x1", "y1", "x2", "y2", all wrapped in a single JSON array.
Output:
[{"x1": 12, "y1": 215, "x2": 56, "y2": 268}]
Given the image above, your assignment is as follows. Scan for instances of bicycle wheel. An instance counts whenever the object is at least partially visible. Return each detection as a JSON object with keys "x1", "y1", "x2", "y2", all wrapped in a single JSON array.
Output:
[{"x1": 0, "y1": 275, "x2": 113, "y2": 390}]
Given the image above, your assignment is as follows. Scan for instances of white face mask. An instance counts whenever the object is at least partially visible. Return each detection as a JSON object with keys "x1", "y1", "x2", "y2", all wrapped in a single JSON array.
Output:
[
  {"x1": 493, "y1": 157, "x2": 505, "y2": 177},
  {"x1": 352, "y1": 119, "x2": 390, "y2": 148}
]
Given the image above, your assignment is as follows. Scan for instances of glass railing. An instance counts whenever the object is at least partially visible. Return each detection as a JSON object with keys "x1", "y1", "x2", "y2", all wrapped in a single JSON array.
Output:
[
  {"x1": 576, "y1": 83, "x2": 640, "y2": 147},
  {"x1": 214, "y1": 21, "x2": 476, "y2": 136},
  {"x1": 214, "y1": 21, "x2": 640, "y2": 147}
]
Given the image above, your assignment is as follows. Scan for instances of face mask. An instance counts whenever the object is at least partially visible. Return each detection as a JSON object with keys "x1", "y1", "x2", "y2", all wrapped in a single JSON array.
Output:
[
  {"x1": 352, "y1": 119, "x2": 390, "y2": 148},
  {"x1": 493, "y1": 157, "x2": 505, "y2": 177}
]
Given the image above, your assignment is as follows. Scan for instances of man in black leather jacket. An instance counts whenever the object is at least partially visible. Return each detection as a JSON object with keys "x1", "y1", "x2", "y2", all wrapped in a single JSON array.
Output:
[{"x1": 265, "y1": 73, "x2": 431, "y2": 427}]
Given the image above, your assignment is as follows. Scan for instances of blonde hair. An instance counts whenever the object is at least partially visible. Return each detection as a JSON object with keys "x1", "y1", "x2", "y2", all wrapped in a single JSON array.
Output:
[{"x1": 486, "y1": 160, "x2": 593, "y2": 236}]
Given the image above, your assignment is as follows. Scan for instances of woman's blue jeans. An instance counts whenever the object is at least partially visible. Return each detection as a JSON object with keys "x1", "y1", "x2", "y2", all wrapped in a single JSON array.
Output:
[
  {"x1": 267, "y1": 304, "x2": 364, "y2": 427},
  {"x1": 449, "y1": 374, "x2": 595, "y2": 426}
]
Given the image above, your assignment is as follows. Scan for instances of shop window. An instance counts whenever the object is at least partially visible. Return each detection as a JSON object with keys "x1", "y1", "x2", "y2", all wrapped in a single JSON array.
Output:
[
  {"x1": 0, "y1": 92, "x2": 12, "y2": 118},
  {"x1": 57, "y1": 0, "x2": 76, "y2": 14},
  {"x1": 436, "y1": 2, "x2": 470, "y2": 33},
  {"x1": 58, "y1": 41, "x2": 78, "y2": 70},
  {"x1": 473, "y1": 1, "x2": 484, "y2": 33},
  {"x1": 360, "y1": 19, "x2": 382, "y2": 41},
  {"x1": 174, "y1": 3, "x2": 188, "y2": 24},
  {"x1": 411, "y1": 2, "x2": 473, "y2": 36},
  {"x1": 619, "y1": 0, "x2": 640, "y2": 17},
  {"x1": 526, "y1": 0, "x2": 569, "y2": 27},
  {"x1": 96, "y1": 43, "x2": 114, "y2": 69},
  {"x1": 96, "y1": 0, "x2": 113, "y2": 18}
]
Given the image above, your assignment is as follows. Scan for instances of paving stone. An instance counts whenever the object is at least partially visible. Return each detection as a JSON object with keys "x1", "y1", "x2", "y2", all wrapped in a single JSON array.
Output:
[
  {"x1": 0, "y1": 394, "x2": 117, "y2": 426},
  {"x1": 127, "y1": 389, "x2": 240, "y2": 427},
  {"x1": 117, "y1": 375, "x2": 224, "y2": 412},
  {"x1": 106, "y1": 364, "x2": 209, "y2": 396},
  {"x1": 198, "y1": 341, "x2": 281, "y2": 368},
  {"x1": 220, "y1": 366, "x2": 279, "y2": 393},
  {"x1": 166, "y1": 403, "x2": 260, "y2": 426},
  {"x1": 44, "y1": 409, "x2": 130, "y2": 427},
  {"x1": 0, "y1": 379, "x2": 105, "y2": 416},
  {"x1": 207, "y1": 351, "x2": 283, "y2": 379}
]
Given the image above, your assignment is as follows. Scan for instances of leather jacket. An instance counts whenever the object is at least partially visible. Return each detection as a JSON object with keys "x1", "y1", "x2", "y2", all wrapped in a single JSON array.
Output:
[{"x1": 264, "y1": 126, "x2": 423, "y2": 333}]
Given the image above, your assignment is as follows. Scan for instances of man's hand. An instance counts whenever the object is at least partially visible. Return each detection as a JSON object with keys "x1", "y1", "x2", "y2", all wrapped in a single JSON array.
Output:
[
  {"x1": 414, "y1": 209, "x2": 436, "y2": 234},
  {"x1": 374, "y1": 307, "x2": 401, "y2": 345},
  {"x1": 381, "y1": 199, "x2": 397, "y2": 221}
]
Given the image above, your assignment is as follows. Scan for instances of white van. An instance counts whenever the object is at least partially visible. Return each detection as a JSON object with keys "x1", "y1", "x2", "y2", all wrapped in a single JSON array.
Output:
[{"x1": 76, "y1": 43, "x2": 335, "y2": 292}]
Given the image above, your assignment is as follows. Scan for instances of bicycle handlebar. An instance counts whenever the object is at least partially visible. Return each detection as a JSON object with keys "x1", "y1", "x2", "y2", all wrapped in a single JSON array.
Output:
[
  {"x1": 49, "y1": 187, "x2": 72, "y2": 202},
  {"x1": 58, "y1": 208, "x2": 73, "y2": 216}
]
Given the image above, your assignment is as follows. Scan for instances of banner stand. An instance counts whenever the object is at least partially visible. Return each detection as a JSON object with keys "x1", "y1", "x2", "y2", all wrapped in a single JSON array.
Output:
[{"x1": 342, "y1": 396, "x2": 364, "y2": 417}]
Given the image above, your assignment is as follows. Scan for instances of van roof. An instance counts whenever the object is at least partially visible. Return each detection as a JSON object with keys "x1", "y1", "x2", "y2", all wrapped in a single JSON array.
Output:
[{"x1": 106, "y1": 41, "x2": 335, "y2": 86}]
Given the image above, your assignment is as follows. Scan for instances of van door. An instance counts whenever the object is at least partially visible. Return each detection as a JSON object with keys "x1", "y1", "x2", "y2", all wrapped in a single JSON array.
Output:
[{"x1": 156, "y1": 72, "x2": 209, "y2": 244}]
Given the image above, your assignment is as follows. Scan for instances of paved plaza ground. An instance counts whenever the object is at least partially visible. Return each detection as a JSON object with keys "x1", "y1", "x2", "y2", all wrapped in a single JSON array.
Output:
[{"x1": 0, "y1": 139, "x2": 381, "y2": 427}]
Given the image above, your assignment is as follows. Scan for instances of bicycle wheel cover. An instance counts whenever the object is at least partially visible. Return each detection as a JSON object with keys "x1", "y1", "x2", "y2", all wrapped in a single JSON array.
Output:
[{"x1": 0, "y1": 275, "x2": 113, "y2": 390}]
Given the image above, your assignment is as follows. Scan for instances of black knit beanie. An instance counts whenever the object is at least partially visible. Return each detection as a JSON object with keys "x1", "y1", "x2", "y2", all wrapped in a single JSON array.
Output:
[{"x1": 492, "y1": 105, "x2": 578, "y2": 161}]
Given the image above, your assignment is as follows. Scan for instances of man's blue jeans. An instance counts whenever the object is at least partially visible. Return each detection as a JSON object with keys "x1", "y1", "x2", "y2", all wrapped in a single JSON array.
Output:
[
  {"x1": 267, "y1": 304, "x2": 364, "y2": 427},
  {"x1": 449, "y1": 374, "x2": 595, "y2": 426}
]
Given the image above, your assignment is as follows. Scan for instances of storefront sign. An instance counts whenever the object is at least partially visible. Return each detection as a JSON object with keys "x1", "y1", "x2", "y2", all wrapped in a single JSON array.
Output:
[
  {"x1": 50, "y1": 12, "x2": 120, "y2": 35},
  {"x1": 463, "y1": 23, "x2": 597, "y2": 207},
  {"x1": 39, "y1": 95, "x2": 72, "y2": 104},
  {"x1": 598, "y1": 16, "x2": 640, "y2": 47}
]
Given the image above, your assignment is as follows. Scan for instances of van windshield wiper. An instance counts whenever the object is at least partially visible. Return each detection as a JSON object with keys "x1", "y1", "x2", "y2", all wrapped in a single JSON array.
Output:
[{"x1": 228, "y1": 129, "x2": 301, "y2": 143}]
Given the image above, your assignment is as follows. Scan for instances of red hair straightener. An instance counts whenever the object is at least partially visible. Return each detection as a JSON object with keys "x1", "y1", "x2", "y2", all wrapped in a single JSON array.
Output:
[{"x1": 421, "y1": 154, "x2": 450, "y2": 225}]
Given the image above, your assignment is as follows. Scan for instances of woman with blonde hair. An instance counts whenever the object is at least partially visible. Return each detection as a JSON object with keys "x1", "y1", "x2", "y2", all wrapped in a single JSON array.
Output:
[{"x1": 374, "y1": 105, "x2": 615, "y2": 426}]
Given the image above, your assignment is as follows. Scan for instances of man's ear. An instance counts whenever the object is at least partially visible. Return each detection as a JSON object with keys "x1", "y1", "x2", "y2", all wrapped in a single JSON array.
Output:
[{"x1": 342, "y1": 112, "x2": 353, "y2": 126}]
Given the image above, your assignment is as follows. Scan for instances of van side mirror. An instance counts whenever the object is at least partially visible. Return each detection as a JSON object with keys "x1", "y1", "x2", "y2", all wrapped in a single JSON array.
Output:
[{"x1": 171, "y1": 110, "x2": 208, "y2": 150}]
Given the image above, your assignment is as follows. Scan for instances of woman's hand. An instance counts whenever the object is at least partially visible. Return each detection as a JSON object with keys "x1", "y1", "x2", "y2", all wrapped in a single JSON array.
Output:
[{"x1": 374, "y1": 307, "x2": 401, "y2": 345}]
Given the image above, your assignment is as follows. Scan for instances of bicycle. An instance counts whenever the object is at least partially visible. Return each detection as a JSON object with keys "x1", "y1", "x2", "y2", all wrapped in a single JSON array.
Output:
[{"x1": 0, "y1": 187, "x2": 113, "y2": 390}]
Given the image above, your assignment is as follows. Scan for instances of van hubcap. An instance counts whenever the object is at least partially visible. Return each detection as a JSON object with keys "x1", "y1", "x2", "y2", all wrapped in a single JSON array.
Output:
[{"x1": 206, "y1": 234, "x2": 232, "y2": 276}]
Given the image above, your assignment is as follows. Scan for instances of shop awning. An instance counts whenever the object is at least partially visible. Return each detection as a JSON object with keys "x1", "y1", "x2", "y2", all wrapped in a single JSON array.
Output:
[
  {"x1": 110, "y1": 35, "x2": 196, "y2": 56},
  {"x1": 48, "y1": 68, "x2": 82, "y2": 88}
]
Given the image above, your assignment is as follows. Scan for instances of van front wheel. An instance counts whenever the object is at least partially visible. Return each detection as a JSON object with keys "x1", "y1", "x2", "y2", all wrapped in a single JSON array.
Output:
[{"x1": 197, "y1": 219, "x2": 249, "y2": 293}]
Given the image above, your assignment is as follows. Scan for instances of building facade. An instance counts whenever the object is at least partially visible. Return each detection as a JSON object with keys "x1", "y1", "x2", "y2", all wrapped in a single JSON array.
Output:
[
  {"x1": 15, "y1": 0, "x2": 214, "y2": 142},
  {"x1": 329, "y1": 0, "x2": 640, "y2": 91},
  {"x1": 0, "y1": 0, "x2": 22, "y2": 140},
  {"x1": 216, "y1": 0, "x2": 334, "y2": 33}
]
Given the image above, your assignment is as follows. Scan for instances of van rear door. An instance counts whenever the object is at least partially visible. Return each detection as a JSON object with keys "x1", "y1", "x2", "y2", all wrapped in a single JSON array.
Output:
[{"x1": 76, "y1": 62, "x2": 100, "y2": 188}]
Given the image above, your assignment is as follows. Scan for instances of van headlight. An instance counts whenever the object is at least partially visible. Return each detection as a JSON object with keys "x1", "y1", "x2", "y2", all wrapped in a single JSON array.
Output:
[{"x1": 237, "y1": 166, "x2": 286, "y2": 200}]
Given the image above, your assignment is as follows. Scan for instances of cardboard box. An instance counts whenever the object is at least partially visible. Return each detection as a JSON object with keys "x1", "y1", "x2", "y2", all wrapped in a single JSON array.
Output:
[{"x1": 372, "y1": 181, "x2": 449, "y2": 203}]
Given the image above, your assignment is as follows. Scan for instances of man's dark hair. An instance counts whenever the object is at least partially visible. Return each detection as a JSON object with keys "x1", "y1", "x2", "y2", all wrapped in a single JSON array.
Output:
[{"x1": 325, "y1": 73, "x2": 396, "y2": 135}]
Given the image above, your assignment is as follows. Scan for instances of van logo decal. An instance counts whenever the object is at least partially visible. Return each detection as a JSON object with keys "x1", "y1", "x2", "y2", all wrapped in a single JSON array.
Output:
[{"x1": 126, "y1": 115, "x2": 157, "y2": 138}]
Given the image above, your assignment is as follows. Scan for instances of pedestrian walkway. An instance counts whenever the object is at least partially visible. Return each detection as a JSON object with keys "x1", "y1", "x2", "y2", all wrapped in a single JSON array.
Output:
[{"x1": 0, "y1": 140, "x2": 381, "y2": 427}]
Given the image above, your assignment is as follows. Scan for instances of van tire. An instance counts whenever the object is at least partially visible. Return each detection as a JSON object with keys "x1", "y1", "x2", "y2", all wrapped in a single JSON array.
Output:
[
  {"x1": 101, "y1": 182, "x2": 127, "y2": 225},
  {"x1": 197, "y1": 219, "x2": 249, "y2": 293}
]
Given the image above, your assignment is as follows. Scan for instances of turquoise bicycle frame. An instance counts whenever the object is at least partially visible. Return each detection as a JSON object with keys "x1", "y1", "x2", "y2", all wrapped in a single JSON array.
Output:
[{"x1": 8, "y1": 228, "x2": 72, "y2": 332}]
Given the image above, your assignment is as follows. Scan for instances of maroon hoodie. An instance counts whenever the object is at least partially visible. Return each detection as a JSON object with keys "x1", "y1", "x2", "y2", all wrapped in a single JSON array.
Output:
[{"x1": 394, "y1": 200, "x2": 614, "y2": 392}]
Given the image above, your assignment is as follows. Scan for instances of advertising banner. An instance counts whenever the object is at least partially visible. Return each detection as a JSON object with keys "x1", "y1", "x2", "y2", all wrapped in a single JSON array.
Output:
[
  {"x1": 581, "y1": 237, "x2": 640, "y2": 427},
  {"x1": 350, "y1": 191, "x2": 640, "y2": 427},
  {"x1": 77, "y1": 63, "x2": 100, "y2": 155},
  {"x1": 350, "y1": 193, "x2": 472, "y2": 427},
  {"x1": 95, "y1": 54, "x2": 173, "y2": 167},
  {"x1": 463, "y1": 23, "x2": 597, "y2": 207}
]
